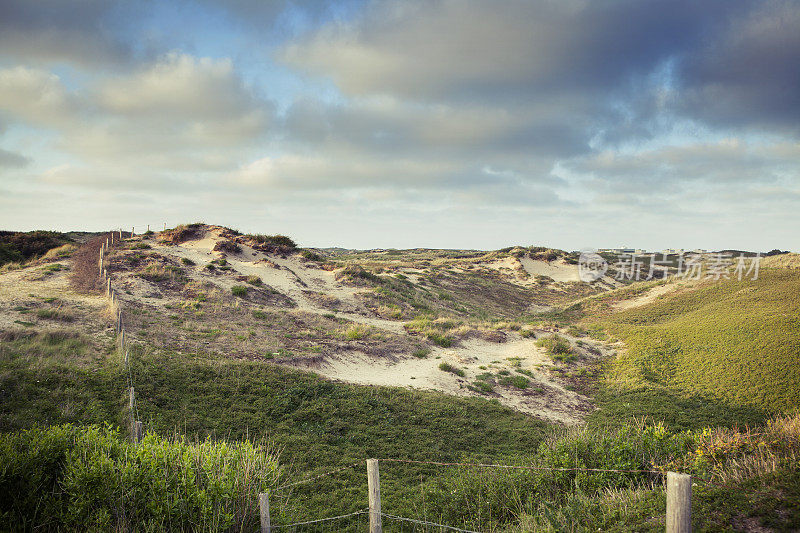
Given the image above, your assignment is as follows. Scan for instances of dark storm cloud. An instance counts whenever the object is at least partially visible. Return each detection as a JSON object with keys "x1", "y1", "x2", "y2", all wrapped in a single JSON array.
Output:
[
  {"x1": 679, "y1": 0, "x2": 800, "y2": 132},
  {"x1": 282, "y1": 0, "x2": 735, "y2": 101},
  {"x1": 283, "y1": 0, "x2": 799, "y2": 140},
  {"x1": 0, "y1": 0, "x2": 133, "y2": 66}
]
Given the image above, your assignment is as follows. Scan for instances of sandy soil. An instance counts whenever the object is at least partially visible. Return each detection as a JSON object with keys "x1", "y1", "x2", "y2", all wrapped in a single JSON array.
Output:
[
  {"x1": 318, "y1": 334, "x2": 595, "y2": 423},
  {"x1": 148, "y1": 228, "x2": 407, "y2": 334}
]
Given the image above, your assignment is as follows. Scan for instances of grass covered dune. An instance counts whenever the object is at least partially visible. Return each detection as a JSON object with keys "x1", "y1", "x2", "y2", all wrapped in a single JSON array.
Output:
[{"x1": 583, "y1": 269, "x2": 800, "y2": 429}]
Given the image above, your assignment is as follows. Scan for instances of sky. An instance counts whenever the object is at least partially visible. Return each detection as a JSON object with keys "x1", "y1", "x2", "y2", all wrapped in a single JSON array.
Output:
[{"x1": 0, "y1": 0, "x2": 798, "y2": 251}]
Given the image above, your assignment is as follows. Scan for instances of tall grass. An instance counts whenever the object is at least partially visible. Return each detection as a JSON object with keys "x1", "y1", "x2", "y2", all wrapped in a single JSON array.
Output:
[{"x1": 0, "y1": 424, "x2": 280, "y2": 532}]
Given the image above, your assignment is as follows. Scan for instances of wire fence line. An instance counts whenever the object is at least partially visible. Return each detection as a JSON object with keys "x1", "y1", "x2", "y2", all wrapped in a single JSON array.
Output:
[
  {"x1": 269, "y1": 509, "x2": 369, "y2": 530},
  {"x1": 378, "y1": 457, "x2": 665, "y2": 475},
  {"x1": 380, "y1": 512, "x2": 483, "y2": 533},
  {"x1": 273, "y1": 461, "x2": 365, "y2": 491},
  {"x1": 98, "y1": 228, "x2": 143, "y2": 442}
]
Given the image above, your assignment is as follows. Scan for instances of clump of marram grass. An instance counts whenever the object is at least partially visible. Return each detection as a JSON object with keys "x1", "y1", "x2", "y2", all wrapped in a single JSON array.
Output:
[
  {"x1": 438, "y1": 362, "x2": 465, "y2": 377},
  {"x1": 35, "y1": 308, "x2": 75, "y2": 322},
  {"x1": 231, "y1": 285, "x2": 248, "y2": 297},
  {"x1": 536, "y1": 334, "x2": 576, "y2": 363},
  {"x1": 41, "y1": 243, "x2": 77, "y2": 262},
  {"x1": 341, "y1": 324, "x2": 371, "y2": 341},
  {"x1": 246, "y1": 275, "x2": 263, "y2": 286}
]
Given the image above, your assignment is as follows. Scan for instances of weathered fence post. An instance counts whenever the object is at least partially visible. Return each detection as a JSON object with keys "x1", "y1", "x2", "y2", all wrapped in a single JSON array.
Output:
[
  {"x1": 367, "y1": 459, "x2": 382, "y2": 533},
  {"x1": 133, "y1": 421, "x2": 143, "y2": 443},
  {"x1": 129, "y1": 386, "x2": 135, "y2": 412},
  {"x1": 666, "y1": 472, "x2": 691, "y2": 533},
  {"x1": 259, "y1": 492, "x2": 271, "y2": 533}
]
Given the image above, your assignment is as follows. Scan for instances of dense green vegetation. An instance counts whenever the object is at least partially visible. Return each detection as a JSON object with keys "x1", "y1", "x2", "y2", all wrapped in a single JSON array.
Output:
[
  {"x1": 0, "y1": 230, "x2": 73, "y2": 266},
  {"x1": 0, "y1": 424, "x2": 279, "y2": 531},
  {"x1": 581, "y1": 270, "x2": 800, "y2": 430}
]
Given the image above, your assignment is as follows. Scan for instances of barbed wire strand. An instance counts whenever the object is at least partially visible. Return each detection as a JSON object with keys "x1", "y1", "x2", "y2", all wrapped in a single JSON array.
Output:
[
  {"x1": 379, "y1": 458, "x2": 664, "y2": 474},
  {"x1": 273, "y1": 461, "x2": 364, "y2": 491},
  {"x1": 270, "y1": 508, "x2": 369, "y2": 529},
  {"x1": 380, "y1": 512, "x2": 483, "y2": 533}
]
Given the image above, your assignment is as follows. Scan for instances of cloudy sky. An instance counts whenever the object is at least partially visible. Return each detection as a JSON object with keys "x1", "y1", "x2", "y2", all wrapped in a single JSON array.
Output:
[{"x1": 0, "y1": 0, "x2": 798, "y2": 250}]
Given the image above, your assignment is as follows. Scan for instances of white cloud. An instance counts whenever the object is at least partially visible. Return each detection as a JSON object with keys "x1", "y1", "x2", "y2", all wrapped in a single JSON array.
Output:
[{"x1": 0, "y1": 66, "x2": 78, "y2": 127}]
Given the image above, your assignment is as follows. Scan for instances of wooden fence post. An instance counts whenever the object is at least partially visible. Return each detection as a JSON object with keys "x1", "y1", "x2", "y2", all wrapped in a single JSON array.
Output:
[
  {"x1": 259, "y1": 492, "x2": 271, "y2": 533},
  {"x1": 133, "y1": 421, "x2": 143, "y2": 443},
  {"x1": 367, "y1": 459, "x2": 382, "y2": 533},
  {"x1": 129, "y1": 386, "x2": 135, "y2": 412},
  {"x1": 666, "y1": 472, "x2": 691, "y2": 533}
]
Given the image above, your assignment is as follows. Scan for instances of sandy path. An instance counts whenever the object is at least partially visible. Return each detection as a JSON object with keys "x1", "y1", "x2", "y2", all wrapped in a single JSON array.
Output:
[{"x1": 613, "y1": 282, "x2": 678, "y2": 311}]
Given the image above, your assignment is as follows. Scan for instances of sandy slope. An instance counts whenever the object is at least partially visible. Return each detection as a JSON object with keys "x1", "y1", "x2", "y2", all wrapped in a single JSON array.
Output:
[{"x1": 320, "y1": 334, "x2": 595, "y2": 423}]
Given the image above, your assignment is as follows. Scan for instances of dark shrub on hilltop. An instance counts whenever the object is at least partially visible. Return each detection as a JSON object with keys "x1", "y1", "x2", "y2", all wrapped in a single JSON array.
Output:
[{"x1": 0, "y1": 231, "x2": 72, "y2": 266}]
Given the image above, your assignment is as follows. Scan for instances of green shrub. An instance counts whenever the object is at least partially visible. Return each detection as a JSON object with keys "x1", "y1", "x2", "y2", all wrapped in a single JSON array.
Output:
[
  {"x1": 246, "y1": 275, "x2": 262, "y2": 286},
  {"x1": 427, "y1": 332, "x2": 453, "y2": 347},
  {"x1": 231, "y1": 286, "x2": 248, "y2": 297},
  {"x1": 536, "y1": 334, "x2": 572, "y2": 355},
  {"x1": 248, "y1": 234, "x2": 297, "y2": 249},
  {"x1": 300, "y1": 250, "x2": 321, "y2": 261},
  {"x1": 0, "y1": 424, "x2": 279, "y2": 531},
  {"x1": 500, "y1": 375, "x2": 529, "y2": 389},
  {"x1": 181, "y1": 257, "x2": 194, "y2": 265},
  {"x1": 439, "y1": 362, "x2": 465, "y2": 377},
  {"x1": 412, "y1": 347, "x2": 431, "y2": 358},
  {"x1": 471, "y1": 380, "x2": 494, "y2": 393}
]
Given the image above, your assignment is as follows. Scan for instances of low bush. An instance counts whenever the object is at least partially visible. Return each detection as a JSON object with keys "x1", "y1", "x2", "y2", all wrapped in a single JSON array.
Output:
[
  {"x1": 0, "y1": 424, "x2": 280, "y2": 531},
  {"x1": 214, "y1": 240, "x2": 241, "y2": 254},
  {"x1": 500, "y1": 375, "x2": 529, "y2": 389},
  {"x1": 300, "y1": 250, "x2": 321, "y2": 261},
  {"x1": 412, "y1": 347, "x2": 431, "y2": 358},
  {"x1": 439, "y1": 362, "x2": 465, "y2": 377},
  {"x1": 0, "y1": 230, "x2": 72, "y2": 266},
  {"x1": 231, "y1": 285, "x2": 248, "y2": 297},
  {"x1": 536, "y1": 334, "x2": 573, "y2": 357},
  {"x1": 470, "y1": 380, "x2": 494, "y2": 393},
  {"x1": 246, "y1": 275, "x2": 262, "y2": 286},
  {"x1": 248, "y1": 234, "x2": 297, "y2": 249}
]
